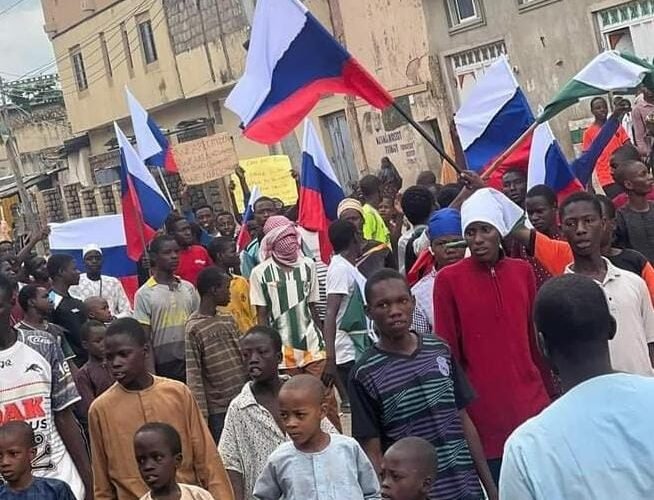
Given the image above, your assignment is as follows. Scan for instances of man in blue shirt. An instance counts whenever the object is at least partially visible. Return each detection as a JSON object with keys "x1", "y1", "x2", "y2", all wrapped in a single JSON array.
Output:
[{"x1": 500, "y1": 274, "x2": 654, "y2": 500}]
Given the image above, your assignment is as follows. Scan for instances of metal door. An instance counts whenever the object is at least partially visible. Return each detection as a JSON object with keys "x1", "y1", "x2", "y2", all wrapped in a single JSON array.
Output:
[{"x1": 323, "y1": 111, "x2": 358, "y2": 189}]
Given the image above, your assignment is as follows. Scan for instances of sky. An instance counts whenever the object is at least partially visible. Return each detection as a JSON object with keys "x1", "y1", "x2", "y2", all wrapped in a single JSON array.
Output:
[{"x1": 0, "y1": 0, "x2": 55, "y2": 80}]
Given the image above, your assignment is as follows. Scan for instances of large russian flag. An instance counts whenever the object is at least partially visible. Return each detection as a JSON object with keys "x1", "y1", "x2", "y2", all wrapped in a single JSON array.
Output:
[
  {"x1": 225, "y1": 0, "x2": 393, "y2": 145},
  {"x1": 49, "y1": 215, "x2": 139, "y2": 303},
  {"x1": 115, "y1": 123, "x2": 171, "y2": 260},
  {"x1": 455, "y1": 56, "x2": 535, "y2": 188},
  {"x1": 126, "y1": 88, "x2": 178, "y2": 173},
  {"x1": 298, "y1": 119, "x2": 345, "y2": 263},
  {"x1": 528, "y1": 123, "x2": 582, "y2": 200}
]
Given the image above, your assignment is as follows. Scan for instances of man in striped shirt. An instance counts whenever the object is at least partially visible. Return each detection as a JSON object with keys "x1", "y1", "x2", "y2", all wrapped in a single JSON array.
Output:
[
  {"x1": 350, "y1": 270, "x2": 498, "y2": 500},
  {"x1": 250, "y1": 216, "x2": 341, "y2": 431}
]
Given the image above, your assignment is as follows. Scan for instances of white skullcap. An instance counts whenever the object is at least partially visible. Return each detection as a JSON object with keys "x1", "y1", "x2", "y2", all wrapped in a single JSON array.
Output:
[
  {"x1": 82, "y1": 244, "x2": 102, "y2": 258},
  {"x1": 461, "y1": 188, "x2": 524, "y2": 238}
]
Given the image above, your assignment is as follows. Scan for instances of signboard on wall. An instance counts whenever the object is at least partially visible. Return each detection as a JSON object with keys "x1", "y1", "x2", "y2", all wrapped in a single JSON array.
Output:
[{"x1": 174, "y1": 133, "x2": 239, "y2": 185}]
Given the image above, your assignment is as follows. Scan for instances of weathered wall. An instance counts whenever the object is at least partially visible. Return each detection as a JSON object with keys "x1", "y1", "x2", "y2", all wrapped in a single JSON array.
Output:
[{"x1": 40, "y1": 0, "x2": 123, "y2": 37}]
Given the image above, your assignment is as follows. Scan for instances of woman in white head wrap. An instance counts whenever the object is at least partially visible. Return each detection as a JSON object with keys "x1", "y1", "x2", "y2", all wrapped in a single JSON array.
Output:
[{"x1": 433, "y1": 188, "x2": 553, "y2": 486}]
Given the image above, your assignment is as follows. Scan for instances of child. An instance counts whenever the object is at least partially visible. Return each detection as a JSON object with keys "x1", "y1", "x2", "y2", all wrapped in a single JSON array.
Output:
[
  {"x1": 0, "y1": 421, "x2": 76, "y2": 499},
  {"x1": 88, "y1": 317, "x2": 233, "y2": 500},
  {"x1": 253, "y1": 375, "x2": 380, "y2": 500},
  {"x1": 381, "y1": 437, "x2": 438, "y2": 500},
  {"x1": 73, "y1": 320, "x2": 114, "y2": 429},
  {"x1": 614, "y1": 160, "x2": 654, "y2": 264},
  {"x1": 84, "y1": 296, "x2": 113, "y2": 323},
  {"x1": 134, "y1": 423, "x2": 214, "y2": 500}
]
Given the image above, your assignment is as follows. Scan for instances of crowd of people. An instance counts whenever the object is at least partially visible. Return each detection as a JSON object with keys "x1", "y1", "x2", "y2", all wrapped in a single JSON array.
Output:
[{"x1": 0, "y1": 94, "x2": 653, "y2": 500}]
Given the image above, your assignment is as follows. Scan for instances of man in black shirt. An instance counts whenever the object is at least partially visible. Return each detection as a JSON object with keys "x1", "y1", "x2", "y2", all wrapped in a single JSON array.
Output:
[{"x1": 47, "y1": 254, "x2": 88, "y2": 366}]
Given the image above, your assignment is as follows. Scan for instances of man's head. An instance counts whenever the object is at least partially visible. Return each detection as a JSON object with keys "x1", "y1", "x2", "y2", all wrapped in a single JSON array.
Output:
[
  {"x1": 0, "y1": 241, "x2": 14, "y2": 259},
  {"x1": 83, "y1": 245, "x2": 103, "y2": 278},
  {"x1": 148, "y1": 235, "x2": 180, "y2": 275},
  {"x1": 464, "y1": 221, "x2": 501, "y2": 265},
  {"x1": 105, "y1": 318, "x2": 150, "y2": 388},
  {"x1": 240, "y1": 326, "x2": 283, "y2": 383},
  {"x1": 25, "y1": 256, "x2": 49, "y2": 283},
  {"x1": 47, "y1": 254, "x2": 80, "y2": 287},
  {"x1": 166, "y1": 215, "x2": 194, "y2": 249},
  {"x1": 359, "y1": 175, "x2": 382, "y2": 207},
  {"x1": 590, "y1": 96, "x2": 608, "y2": 122},
  {"x1": 84, "y1": 296, "x2": 112, "y2": 323},
  {"x1": 428, "y1": 209, "x2": 465, "y2": 269},
  {"x1": 278, "y1": 374, "x2": 327, "y2": 448},
  {"x1": 0, "y1": 275, "x2": 14, "y2": 330},
  {"x1": 0, "y1": 256, "x2": 17, "y2": 285},
  {"x1": 416, "y1": 171, "x2": 437, "y2": 187},
  {"x1": 81, "y1": 320, "x2": 107, "y2": 361},
  {"x1": 596, "y1": 195, "x2": 617, "y2": 248},
  {"x1": 501, "y1": 168, "x2": 528, "y2": 207},
  {"x1": 378, "y1": 196, "x2": 395, "y2": 224},
  {"x1": 216, "y1": 211, "x2": 237, "y2": 237},
  {"x1": 337, "y1": 198, "x2": 365, "y2": 237},
  {"x1": 641, "y1": 84, "x2": 654, "y2": 103},
  {"x1": 260, "y1": 216, "x2": 301, "y2": 266},
  {"x1": 381, "y1": 437, "x2": 438, "y2": 500},
  {"x1": 610, "y1": 143, "x2": 640, "y2": 180},
  {"x1": 535, "y1": 274, "x2": 616, "y2": 373},
  {"x1": 134, "y1": 423, "x2": 182, "y2": 495},
  {"x1": 18, "y1": 284, "x2": 51, "y2": 317},
  {"x1": 525, "y1": 184, "x2": 558, "y2": 235},
  {"x1": 254, "y1": 197, "x2": 276, "y2": 229},
  {"x1": 207, "y1": 237, "x2": 240, "y2": 271},
  {"x1": 328, "y1": 220, "x2": 360, "y2": 257},
  {"x1": 613, "y1": 160, "x2": 654, "y2": 195},
  {"x1": 401, "y1": 186, "x2": 436, "y2": 226},
  {"x1": 559, "y1": 192, "x2": 604, "y2": 259},
  {"x1": 436, "y1": 183, "x2": 463, "y2": 208},
  {"x1": 0, "y1": 421, "x2": 35, "y2": 487},
  {"x1": 364, "y1": 270, "x2": 414, "y2": 340},
  {"x1": 196, "y1": 267, "x2": 232, "y2": 307},
  {"x1": 194, "y1": 205, "x2": 216, "y2": 233}
]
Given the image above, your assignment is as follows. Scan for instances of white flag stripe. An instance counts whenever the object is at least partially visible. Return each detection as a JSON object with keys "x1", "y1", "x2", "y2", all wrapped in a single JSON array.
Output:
[
  {"x1": 126, "y1": 88, "x2": 162, "y2": 161},
  {"x1": 456, "y1": 56, "x2": 519, "y2": 151},
  {"x1": 302, "y1": 119, "x2": 342, "y2": 188},
  {"x1": 527, "y1": 123, "x2": 554, "y2": 189},
  {"x1": 575, "y1": 51, "x2": 649, "y2": 92},
  {"x1": 114, "y1": 123, "x2": 168, "y2": 200},
  {"x1": 50, "y1": 215, "x2": 126, "y2": 249}
]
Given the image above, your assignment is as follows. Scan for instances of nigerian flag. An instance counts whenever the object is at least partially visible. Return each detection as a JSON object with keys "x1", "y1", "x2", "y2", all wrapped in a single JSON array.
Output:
[{"x1": 537, "y1": 51, "x2": 654, "y2": 123}]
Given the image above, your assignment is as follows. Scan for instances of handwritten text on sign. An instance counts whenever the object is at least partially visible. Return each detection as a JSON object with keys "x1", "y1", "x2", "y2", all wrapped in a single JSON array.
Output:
[
  {"x1": 174, "y1": 133, "x2": 238, "y2": 185},
  {"x1": 231, "y1": 156, "x2": 298, "y2": 212}
]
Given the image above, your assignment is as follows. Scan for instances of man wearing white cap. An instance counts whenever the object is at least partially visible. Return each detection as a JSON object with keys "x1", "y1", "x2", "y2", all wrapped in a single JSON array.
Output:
[
  {"x1": 434, "y1": 188, "x2": 553, "y2": 484},
  {"x1": 70, "y1": 244, "x2": 132, "y2": 318}
]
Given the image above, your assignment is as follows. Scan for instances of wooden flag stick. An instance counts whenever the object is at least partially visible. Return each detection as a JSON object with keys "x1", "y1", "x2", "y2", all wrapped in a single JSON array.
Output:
[{"x1": 480, "y1": 121, "x2": 539, "y2": 181}]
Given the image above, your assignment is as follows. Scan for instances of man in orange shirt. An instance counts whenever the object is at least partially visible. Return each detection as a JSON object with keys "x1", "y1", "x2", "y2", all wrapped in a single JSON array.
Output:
[{"x1": 583, "y1": 97, "x2": 631, "y2": 198}]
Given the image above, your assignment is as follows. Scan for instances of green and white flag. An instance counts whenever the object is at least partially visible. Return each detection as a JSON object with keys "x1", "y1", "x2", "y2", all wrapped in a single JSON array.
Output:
[{"x1": 537, "y1": 51, "x2": 654, "y2": 123}]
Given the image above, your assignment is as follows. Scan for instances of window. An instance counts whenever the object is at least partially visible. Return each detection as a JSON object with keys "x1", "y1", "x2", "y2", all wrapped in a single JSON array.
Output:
[
  {"x1": 138, "y1": 19, "x2": 158, "y2": 65},
  {"x1": 120, "y1": 22, "x2": 134, "y2": 74},
  {"x1": 517, "y1": 0, "x2": 560, "y2": 11},
  {"x1": 448, "y1": 40, "x2": 507, "y2": 103},
  {"x1": 70, "y1": 46, "x2": 88, "y2": 91},
  {"x1": 99, "y1": 33, "x2": 112, "y2": 78},
  {"x1": 445, "y1": 0, "x2": 482, "y2": 27}
]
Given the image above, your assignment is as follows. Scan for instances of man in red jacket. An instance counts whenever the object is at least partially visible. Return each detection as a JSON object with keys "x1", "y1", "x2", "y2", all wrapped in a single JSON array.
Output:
[
  {"x1": 167, "y1": 215, "x2": 212, "y2": 285},
  {"x1": 434, "y1": 188, "x2": 551, "y2": 485}
]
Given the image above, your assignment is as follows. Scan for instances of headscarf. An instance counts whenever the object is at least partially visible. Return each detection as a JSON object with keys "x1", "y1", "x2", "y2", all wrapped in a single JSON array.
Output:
[
  {"x1": 428, "y1": 208, "x2": 462, "y2": 241},
  {"x1": 337, "y1": 198, "x2": 364, "y2": 219},
  {"x1": 259, "y1": 216, "x2": 301, "y2": 267},
  {"x1": 461, "y1": 188, "x2": 524, "y2": 238},
  {"x1": 82, "y1": 244, "x2": 102, "y2": 258}
]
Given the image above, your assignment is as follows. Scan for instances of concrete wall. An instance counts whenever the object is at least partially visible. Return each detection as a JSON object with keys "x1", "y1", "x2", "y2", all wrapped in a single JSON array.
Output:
[{"x1": 40, "y1": 0, "x2": 123, "y2": 37}]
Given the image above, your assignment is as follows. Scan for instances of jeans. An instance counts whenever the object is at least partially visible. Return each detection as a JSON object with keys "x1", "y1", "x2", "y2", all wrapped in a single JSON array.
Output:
[{"x1": 208, "y1": 413, "x2": 226, "y2": 444}]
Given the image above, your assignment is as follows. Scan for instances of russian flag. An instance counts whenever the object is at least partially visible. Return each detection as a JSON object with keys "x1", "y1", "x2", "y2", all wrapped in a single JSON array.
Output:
[
  {"x1": 236, "y1": 185, "x2": 261, "y2": 252},
  {"x1": 528, "y1": 123, "x2": 582, "y2": 200},
  {"x1": 126, "y1": 88, "x2": 178, "y2": 173},
  {"x1": 115, "y1": 123, "x2": 171, "y2": 260},
  {"x1": 298, "y1": 119, "x2": 345, "y2": 263},
  {"x1": 49, "y1": 215, "x2": 139, "y2": 303},
  {"x1": 455, "y1": 56, "x2": 535, "y2": 189},
  {"x1": 225, "y1": 0, "x2": 393, "y2": 145}
]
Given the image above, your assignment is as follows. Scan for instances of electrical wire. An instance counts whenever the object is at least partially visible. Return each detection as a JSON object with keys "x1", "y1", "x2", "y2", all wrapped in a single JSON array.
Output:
[{"x1": 0, "y1": 0, "x2": 29, "y2": 18}]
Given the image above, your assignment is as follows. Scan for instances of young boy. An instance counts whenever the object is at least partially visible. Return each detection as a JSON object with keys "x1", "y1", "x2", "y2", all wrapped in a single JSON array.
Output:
[
  {"x1": 134, "y1": 423, "x2": 214, "y2": 500},
  {"x1": 73, "y1": 320, "x2": 114, "y2": 429},
  {"x1": 253, "y1": 375, "x2": 380, "y2": 500},
  {"x1": 381, "y1": 437, "x2": 438, "y2": 500},
  {"x1": 88, "y1": 317, "x2": 234, "y2": 500},
  {"x1": 614, "y1": 160, "x2": 654, "y2": 263},
  {"x1": 185, "y1": 267, "x2": 247, "y2": 442},
  {"x1": 0, "y1": 421, "x2": 76, "y2": 499},
  {"x1": 351, "y1": 269, "x2": 497, "y2": 500},
  {"x1": 84, "y1": 296, "x2": 113, "y2": 323}
]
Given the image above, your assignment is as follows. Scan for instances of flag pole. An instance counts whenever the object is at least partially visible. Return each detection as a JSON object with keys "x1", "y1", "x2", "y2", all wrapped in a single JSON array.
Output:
[
  {"x1": 156, "y1": 168, "x2": 177, "y2": 210},
  {"x1": 480, "y1": 122, "x2": 539, "y2": 181},
  {"x1": 391, "y1": 101, "x2": 463, "y2": 175}
]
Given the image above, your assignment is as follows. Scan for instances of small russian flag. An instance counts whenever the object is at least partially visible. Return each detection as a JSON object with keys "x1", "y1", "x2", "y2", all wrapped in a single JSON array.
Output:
[{"x1": 236, "y1": 185, "x2": 261, "y2": 252}]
